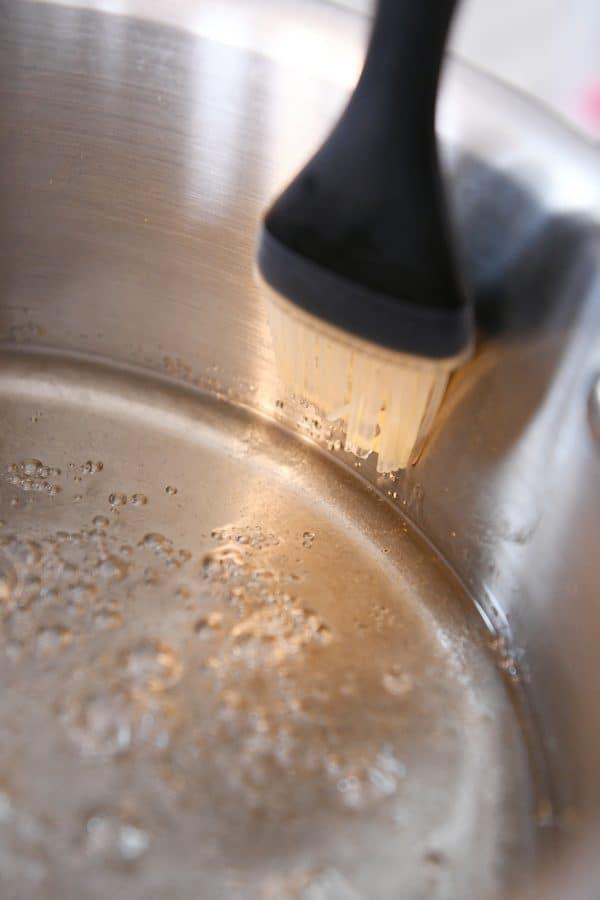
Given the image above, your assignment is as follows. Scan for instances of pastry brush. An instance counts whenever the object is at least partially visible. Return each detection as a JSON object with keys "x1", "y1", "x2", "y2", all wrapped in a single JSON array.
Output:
[{"x1": 256, "y1": 0, "x2": 472, "y2": 473}]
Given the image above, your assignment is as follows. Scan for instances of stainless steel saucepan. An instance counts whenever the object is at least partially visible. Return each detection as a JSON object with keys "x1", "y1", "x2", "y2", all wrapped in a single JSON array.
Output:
[{"x1": 0, "y1": 1, "x2": 598, "y2": 897}]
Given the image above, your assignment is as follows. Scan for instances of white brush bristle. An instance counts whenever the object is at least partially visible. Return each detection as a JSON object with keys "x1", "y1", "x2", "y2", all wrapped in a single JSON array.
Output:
[{"x1": 266, "y1": 289, "x2": 460, "y2": 473}]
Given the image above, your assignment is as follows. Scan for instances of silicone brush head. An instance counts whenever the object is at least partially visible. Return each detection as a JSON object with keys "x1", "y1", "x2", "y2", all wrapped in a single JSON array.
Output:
[{"x1": 263, "y1": 282, "x2": 468, "y2": 473}]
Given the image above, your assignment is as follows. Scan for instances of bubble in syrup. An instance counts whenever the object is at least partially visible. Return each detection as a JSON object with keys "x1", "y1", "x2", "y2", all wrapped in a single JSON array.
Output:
[
  {"x1": 165, "y1": 485, "x2": 178, "y2": 496},
  {"x1": 202, "y1": 552, "x2": 223, "y2": 577},
  {"x1": 73, "y1": 495, "x2": 82, "y2": 503},
  {"x1": 81, "y1": 460, "x2": 103, "y2": 475},
  {"x1": 118, "y1": 824, "x2": 149, "y2": 861},
  {"x1": 124, "y1": 639, "x2": 183, "y2": 692},
  {"x1": 302, "y1": 531, "x2": 315, "y2": 549},
  {"x1": 84, "y1": 814, "x2": 149, "y2": 863},
  {"x1": 141, "y1": 533, "x2": 165, "y2": 550},
  {"x1": 201, "y1": 543, "x2": 249, "y2": 581},
  {"x1": 140, "y1": 533, "x2": 173, "y2": 560},
  {"x1": 330, "y1": 746, "x2": 406, "y2": 811},
  {"x1": 92, "y1": 515, "x2": 110, "y2": 529},
  {"x1": 93, "y1": 607, "x2": 122, "y2": 630},
  {"x1": 66, "y1": 582, "x2": 97, "y2": 606},
  {"x1": 47, "y1": 483, "x2": 60, "y2": 496},
  {"x1": 336, "y1": 775, "x2": 361, "y2": 807},
  {"x1": 108, "y1": 493, "x2": 127, "y2": 508},
  {"x1": 84, "y1": 814, "x2": 115, "y2": 857},
  {"x1": 381, "y1": 669, "x2": 413, "y2": 697},
  {"x1": 10, "y1": 540, "x2": 42, "y2": 566},
  {"x1": 194, "y1": 612, "x2": 224, "y2": 637},
  {"x1": 36, "y1": 625, "x2": 72, "y2": 654},
  {"x1": 39, "y1": 586, "x2": 59, "y2": 605},
  {"x1": 316, "y1": 623, "x2": 333, "y2": 645},
  {"x1": 143, "y1": 567, "x2": 159, "y2": 585},
  {"x1": 95, "y1": 556, "x2": 129, "y2": 582},
  {"x1": 211, "y1": 523, "x2": 279, "y2": 549},
  {"x1": 130, "y1": 493, "x2": 147, "y2": 507},
  {"x1": 55, "y1": 559, "x2": 78, "y2": 579},
  {"x1": 22, "y1": 459, "x2": 42, "y2": 476},
  {"x1": 65, "y1": 691, "x2": 133, "y2": 756}
]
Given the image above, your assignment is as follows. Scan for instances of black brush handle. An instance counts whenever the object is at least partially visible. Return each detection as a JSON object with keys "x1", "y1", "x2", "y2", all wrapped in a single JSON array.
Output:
[{"x1": 258, "y1": 0, "x2": 471, "y2": 358}]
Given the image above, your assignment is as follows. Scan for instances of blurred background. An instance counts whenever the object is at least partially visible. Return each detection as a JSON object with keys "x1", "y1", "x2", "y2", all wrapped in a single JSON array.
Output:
[{"x1": 334, "y1": 0, "x2": 600, "y2": 141}]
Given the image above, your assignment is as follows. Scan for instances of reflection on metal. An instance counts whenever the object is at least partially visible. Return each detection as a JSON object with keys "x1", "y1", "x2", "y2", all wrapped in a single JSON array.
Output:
[
  {"x1": 34, "y1": 0, "x2": 368, "y2": 86},
  {"x1": 0, "y1": 1, "x2": 599, "y2": 897}
]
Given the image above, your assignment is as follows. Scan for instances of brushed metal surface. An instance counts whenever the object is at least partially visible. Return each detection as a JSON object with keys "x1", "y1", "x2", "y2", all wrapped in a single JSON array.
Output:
[{"x1": 0, "y1": 0, "x2": 599, "y2": 897}]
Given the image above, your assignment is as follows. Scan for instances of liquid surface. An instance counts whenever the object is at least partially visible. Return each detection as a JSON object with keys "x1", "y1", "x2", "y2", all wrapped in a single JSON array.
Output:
[{"x1": 0, "y1": 353, "x2": 538, "y2": 900}]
